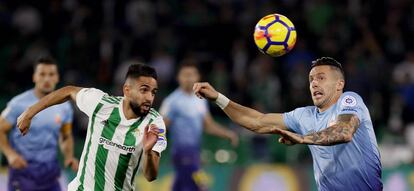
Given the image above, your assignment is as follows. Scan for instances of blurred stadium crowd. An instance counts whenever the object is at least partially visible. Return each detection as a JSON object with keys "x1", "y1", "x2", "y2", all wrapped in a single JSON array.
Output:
[{"x1": 0, "y1": 0, "x2": 414, "y2": 167}]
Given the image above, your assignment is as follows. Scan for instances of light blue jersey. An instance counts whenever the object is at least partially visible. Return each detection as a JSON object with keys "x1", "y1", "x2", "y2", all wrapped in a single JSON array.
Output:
[
  {"x1": 160, "y1": 88, "x2": 208, "y2": 153},
  {"x1": 283, "y1": 91, "x2": 382, "y2": 191},
  {"x1": 1, "y1": 89, "x2": 73, "y2": 163}
]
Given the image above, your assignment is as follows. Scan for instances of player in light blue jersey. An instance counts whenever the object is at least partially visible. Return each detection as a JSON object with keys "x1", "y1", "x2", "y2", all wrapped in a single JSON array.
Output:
[
  {"x1": 160, "y1": 61, "x2": 238, "y2": 191},
  {"x1": 0, "y1": 57, "x2": 78, "y2": 191},
  {"x1": 193, "y1": 57, "x2": 382, "y2": 191}
]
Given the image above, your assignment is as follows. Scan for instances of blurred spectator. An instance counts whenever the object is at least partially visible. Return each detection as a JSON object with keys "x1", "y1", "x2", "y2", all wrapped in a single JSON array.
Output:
[
  {"x1": 150, "y1": 49, "x2": 175, "y2": 87},
  {"x1": 209, "y1": 59, "x2": 230, "y2": 96},
  {"x1": 392, "y1": 51, "x2": 414, "y2": 129},
  {"x1": 248, "y1": 55, "x2": 281, "y2": 112},
  {"x1": 12, "y1": 5, "x2": 41, "y2": 36}
]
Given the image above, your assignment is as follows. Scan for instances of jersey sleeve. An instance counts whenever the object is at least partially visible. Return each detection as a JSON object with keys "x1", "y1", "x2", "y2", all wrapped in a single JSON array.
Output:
[
  {"x1": 201, "y1": 99, "x2": 209, "y2": 118},
  {"x1": 76, "y1": 88, "x2": 105, "y2": 117},
  {"x1": 283, "y1": 108, "x2": 305, "y2": 135},
  {"x1": 151, "y1": 116, "x2": 167, "y2": 154},
  {"x1": 62, "y1": 102, "x2": 74, "y2": 124},
  {"x1": 159, "y1": 97, "x2": 174, "y2": 119},
  {"x1": 337, "y1": 92, "x2": 365, "y2": 121},
  {"x1": 0, "y1": 99, "x2": 21, "y2": 126}
]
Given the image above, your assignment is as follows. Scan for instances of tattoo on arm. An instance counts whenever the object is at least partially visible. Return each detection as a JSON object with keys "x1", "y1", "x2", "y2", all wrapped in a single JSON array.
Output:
[{"x1": 304, "y1": 114, "x2": 360, "y2": 145}]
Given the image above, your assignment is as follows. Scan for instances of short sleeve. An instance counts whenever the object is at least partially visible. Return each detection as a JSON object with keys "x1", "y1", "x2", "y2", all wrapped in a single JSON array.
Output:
[
  {"x1": 76, "y1": 88, "x2": 105, "y2": 117},
  {"x1": 283, "y1": 108, "x2": 304, "y2": 135},
  {"x1": 151, "y1": 116, "x2": 167, "y2": 154},
  {"x1": 1, "y1": 99, "x2": 21, "y2": 125},
  {"x1": 61, "y1": 102, "x2": 74, "y2": 124},
  {"x1": 159, "y1": 98, "x2": 174, "y2": 119},
  {"x1": 200, "y1": 99, "x2": 209, "y2": 117},
  {"x1": 338, "y1": 92, "x2": 365, "y2": 121}
]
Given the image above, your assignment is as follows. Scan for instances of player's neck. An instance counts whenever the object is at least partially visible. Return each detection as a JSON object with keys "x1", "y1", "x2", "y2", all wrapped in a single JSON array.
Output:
[
  {"x1": 122, "y1": 99, "x2": 139, "y2": 120},
  {"x1": 180, "y1": 87, "x2": 193, "y2": 95},
  {"x1": 318, "y1": 92, "x2": 342, "y2": 112},
  {"x1": 33, "y1": 88, "x2": 48, "y2": 99}
]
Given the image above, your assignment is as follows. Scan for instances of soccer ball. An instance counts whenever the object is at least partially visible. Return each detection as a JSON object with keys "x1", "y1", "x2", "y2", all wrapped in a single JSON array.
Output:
[{"x1": 253, "y1": 13, "x2": 297, "y2": 57}]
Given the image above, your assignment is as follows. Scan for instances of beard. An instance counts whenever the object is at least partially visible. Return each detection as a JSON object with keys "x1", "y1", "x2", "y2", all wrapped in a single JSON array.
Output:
[{"x1": 129, "y1": 101, "x2": 150, "y2": 117}]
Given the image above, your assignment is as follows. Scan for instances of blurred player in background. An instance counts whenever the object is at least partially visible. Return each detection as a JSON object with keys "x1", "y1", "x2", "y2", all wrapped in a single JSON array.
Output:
[
  {"x1": 193, "y1": 57, "x2": 382, "y2": 191},
  {"x1": 160, "y1": 60, "x2": 238, "y2": 191},
  {"x1": 0, "y1": 57, "x2": 78, "y2": 191},
  {"x1": 17, "y1": 64, "x2": 167, "y2": 190}
]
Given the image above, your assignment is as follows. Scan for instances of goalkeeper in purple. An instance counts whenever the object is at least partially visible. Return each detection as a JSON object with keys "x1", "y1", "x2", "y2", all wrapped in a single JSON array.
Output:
[{"x1": 193, "y1": 57, "x2": 382, "y2": 191}]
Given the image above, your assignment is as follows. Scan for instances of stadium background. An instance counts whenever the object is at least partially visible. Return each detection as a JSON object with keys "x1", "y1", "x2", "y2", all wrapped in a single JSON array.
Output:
[{"x1": 0, "y1": 0, "x2": 414, "y2": 190}]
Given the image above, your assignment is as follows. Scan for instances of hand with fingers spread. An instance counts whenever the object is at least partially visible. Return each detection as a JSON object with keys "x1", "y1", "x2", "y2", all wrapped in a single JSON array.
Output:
[
  {"x1": 273, "y1": 128, "x2": 305, "y2": 145},
  {"x1": 143, "y1": 124, "x2": 160, "y2": 154},
  {"x1": 192, "y1": 82, "x2": 219, "y2": 101}
]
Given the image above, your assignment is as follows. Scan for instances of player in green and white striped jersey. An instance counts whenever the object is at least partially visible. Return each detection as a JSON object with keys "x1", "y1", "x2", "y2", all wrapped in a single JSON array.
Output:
[{"x1": 17, "y1": 64, "x2": 167, "y2": 191}]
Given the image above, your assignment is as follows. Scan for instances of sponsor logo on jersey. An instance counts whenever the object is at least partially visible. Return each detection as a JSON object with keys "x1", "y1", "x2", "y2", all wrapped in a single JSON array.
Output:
[{"x1": 99, "y1": 137, "x2": 135, "y2": 154}]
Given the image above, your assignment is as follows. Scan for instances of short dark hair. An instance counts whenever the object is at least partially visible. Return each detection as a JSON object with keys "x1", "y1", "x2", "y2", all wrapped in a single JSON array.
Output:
[
  {"x1": 125, "y1": 63, "x2": 157, "y2": 80},
  {"x1": 34, "y1": 56, "x2": 57, "y2": 69},
  {"x1": 178, "y1": 58, "x2": 199, "y2": 72},
  {"x1": 311, "y1": 57, "x2": 345, "y2": 79}
]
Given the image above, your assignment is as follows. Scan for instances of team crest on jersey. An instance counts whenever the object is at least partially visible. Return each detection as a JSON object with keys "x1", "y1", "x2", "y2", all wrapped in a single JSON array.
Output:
[
  {"x1": 341, "y1": 95, "x2": 357, "y2": 107},
  {"x1": 135, "y1": 128, "x2": 143, "y2": 136},
  {"x1": 55, "y1": 114, "x2": 61, "y2": 124}
]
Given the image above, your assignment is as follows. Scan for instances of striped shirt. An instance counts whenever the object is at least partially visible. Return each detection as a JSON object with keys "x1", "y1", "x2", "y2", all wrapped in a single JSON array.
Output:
[{"x1": 68, "y1": 88, "x2": 167, "y2": 191}]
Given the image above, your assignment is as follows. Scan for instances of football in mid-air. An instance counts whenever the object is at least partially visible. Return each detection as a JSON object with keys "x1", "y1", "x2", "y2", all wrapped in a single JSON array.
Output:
[{"x1": 253, "y1": 13, "x2": 297, "y2": 57}]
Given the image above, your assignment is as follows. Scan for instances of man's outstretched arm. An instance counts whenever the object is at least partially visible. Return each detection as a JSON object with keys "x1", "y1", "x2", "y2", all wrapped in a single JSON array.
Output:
[
  {"x1": 193, "y1": 82, "x2": 288, "y2": 134},
  {"x1": 17, "y1": 86, "x2": 82, "y2": 135},
  {"x1": 276, "y1": 114, "x2": 360, "y2": 146}
]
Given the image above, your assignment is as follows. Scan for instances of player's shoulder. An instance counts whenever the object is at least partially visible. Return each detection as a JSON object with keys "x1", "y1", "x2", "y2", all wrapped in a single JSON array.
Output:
[
  {"x1": 339, "y1": 91, "x2": 364, "y2": 106},
  {"x1": 78, "y1": 87, "x2": 106, "y2": 96},
  {"x1": 164, "y1": 89, "x2": 182, "y2": 101},
  {"x1": 8, "y1": 89, "x2": 35, "y2": 107},
  {"x1": 148, "y1": 108, "x2": 162, "y2": 119},
  {"x1": 147, "y1": 108, "x2": 165, "y2": 126},
  {"x1": 285, "y1": 106, "x2": 316, "y2": 118},
  {"x1": 341, "y1": 91, "x2": 362, "y2": 99},
  {"x1": 58, "y1": 101, "x2": 73, "y2": 111},
  {"x1": 294, "y1": 106, "x2": 315, "y2": 113},
  {"x1": 84, "y1": 88, "x2": 121, "y2": 112},
  {"x1": 161, "y1": 89, "x2": 182, "y2": 107},
  {"x1": 100, "y1": 94, "x2": 122, "y2": 105}
]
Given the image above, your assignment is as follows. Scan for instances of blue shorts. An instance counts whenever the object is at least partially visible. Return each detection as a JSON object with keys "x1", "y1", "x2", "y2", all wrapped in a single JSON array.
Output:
[{"x1": 8, "y1": 160, "x2": 61, "y2": 191}]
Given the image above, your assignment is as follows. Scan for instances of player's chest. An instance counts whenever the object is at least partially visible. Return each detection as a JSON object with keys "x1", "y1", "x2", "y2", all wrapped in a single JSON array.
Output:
[
  {"x1": 301, "y1": 111, "x2": 338, "y2": 134},
  {"x1": 95, "y1": 120, "x2": 149, "y2": 155},
  {"x1": 30, "y1": 106, "x2": 66, "y2": 130},
  {"x1": 175, "y1": 100, "x2": 206, "y2": 118}
]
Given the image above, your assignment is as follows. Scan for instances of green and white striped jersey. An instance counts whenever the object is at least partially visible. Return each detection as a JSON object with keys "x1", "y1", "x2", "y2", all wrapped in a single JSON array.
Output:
[{"x1": 68, "y1": 88, "x2": 167, "y2": 191}]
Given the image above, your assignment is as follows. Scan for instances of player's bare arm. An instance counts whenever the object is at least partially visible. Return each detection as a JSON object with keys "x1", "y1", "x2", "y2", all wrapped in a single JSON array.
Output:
[
  {"x1": 193, "y1": 82, "x2": 287, "y2": 134},
  {"x1": 17, "y1": 86, "x2": 82, "y2": 135},
  {"x1": 142, "y1": 124, "x2": 161, "y2": 181},
  {"x1": 59, "y1": 123, "x2": 79, "y2": 171},
  {"x1": 0, "y1": 117, "x2": 28, "y2": 169},
  {"x1": 203, "y1": 113, "x2": 239, "y2": 146},
  {"x1": 276, "y1": 114, "x2": 360, "y2": 146}
]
